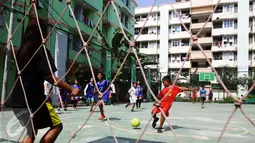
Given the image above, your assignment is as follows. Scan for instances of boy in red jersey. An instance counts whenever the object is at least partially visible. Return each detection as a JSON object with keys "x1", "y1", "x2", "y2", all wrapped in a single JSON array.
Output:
[{"x1": 151, "y1": 76, "x2": 194, "y2": 133}]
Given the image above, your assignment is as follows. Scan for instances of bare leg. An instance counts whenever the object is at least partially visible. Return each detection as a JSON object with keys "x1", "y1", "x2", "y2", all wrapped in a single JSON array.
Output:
[
  {"x1": 138, "y1": 98, "x2": 142, "y2": 108},
  {"x1": 40, "y1": 124, "x2": 63, "y2": 143},
  {"x1": 22, "y1": 127, "x2": 38, "y2": 143},
  {"x1": 136, "y1": 100, "x2": 139, "y2": 109},
  {"x1": 64, "y1": 101, "x2": 67, "y2": 110},
  {"x1": 98, "y1": 101, "x2": 105, "y2": 120},
  {"x1": 157, "y1": 114, "x2": 165, "y2": 133},
  {"x1": 131, "y1": 103, "x2": 135, "y2": 111},
  {"x1": 90, "y1": 102, "x2": 94, "y2": 112},
  {"x1": 201, "y1": 99, "x2": 204, "y2": 108}
]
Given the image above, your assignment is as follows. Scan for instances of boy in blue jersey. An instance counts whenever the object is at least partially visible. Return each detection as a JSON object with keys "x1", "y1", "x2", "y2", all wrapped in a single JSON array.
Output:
[
  {"x1": 200, "y1": 85, "x2": 207, "y2": 109},
  {"x1": 136, "y1": 81, "x2": 143, "y2": 109},
  {"x1": 96, "y1": 72, "x2": 110, "y2": 120},
  {"x1": 84, "y1": 78, "x2": 95, "y2": 112}
]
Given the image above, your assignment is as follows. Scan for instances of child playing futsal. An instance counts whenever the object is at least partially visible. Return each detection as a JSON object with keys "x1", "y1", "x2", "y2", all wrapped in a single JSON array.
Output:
[
  {"x1": 96, "y1": 72, "x2": 110, "y2": 120},
  {"x1": 12, "y1": 19, "x2": 79, "y2": 143},
  {"x1": 136, "y1": 81, "x2": 143, "y2": 109},
  {"x1": 84, "y1": 78, "x2": 95, "y2": 112},
  {"x1": 151, "y1": 75, "x2": 194, "y2": 133},
  {"x1": 72, "y1": 80, "x2": 80, "y2": 110},
  {"x1": 125, "y1": 82, "x2": 138, "y2": 111},
  {"x1": 192, "y1": 91, "x2": 197, "y2": 104}
]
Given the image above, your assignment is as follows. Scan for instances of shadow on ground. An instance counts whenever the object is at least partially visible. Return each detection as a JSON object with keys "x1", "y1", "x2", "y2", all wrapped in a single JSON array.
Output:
[
  {"x1": 88, "y1": 136, "x2": 165, "y2": 143},
  {"x1": 158, "y1": 125, "x2": 200, "y2": 132}
]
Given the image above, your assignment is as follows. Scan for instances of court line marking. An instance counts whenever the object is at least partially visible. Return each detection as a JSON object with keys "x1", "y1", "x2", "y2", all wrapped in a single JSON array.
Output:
[{"x1": 104, "y1": 121, "x2": 250, "y2": 139}]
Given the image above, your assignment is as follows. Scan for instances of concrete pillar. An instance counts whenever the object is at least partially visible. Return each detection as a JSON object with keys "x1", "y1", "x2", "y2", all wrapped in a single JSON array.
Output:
[
  {"x1": 159, "y1": 7, "x2": 169, "y2": 89},
  {"x1": 237, "y1": 0, "x2": 249, "y2": 96}
]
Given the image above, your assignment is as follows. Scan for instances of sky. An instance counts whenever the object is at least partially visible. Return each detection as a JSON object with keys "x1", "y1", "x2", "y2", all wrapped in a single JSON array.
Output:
[{"x1": 136, "y1": 0, "x2": 176, "y2": 7}]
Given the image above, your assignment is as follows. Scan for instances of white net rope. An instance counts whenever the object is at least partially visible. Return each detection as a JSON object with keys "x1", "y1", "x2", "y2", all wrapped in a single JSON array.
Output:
[{"x1": 0, "y1": 0, "x2": 254, "y2": 143}]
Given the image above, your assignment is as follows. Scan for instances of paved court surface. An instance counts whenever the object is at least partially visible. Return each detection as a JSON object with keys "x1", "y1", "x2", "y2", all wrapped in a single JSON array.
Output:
[{"x1": 0, "y1": 102, "x2": 255, "y2": 143}]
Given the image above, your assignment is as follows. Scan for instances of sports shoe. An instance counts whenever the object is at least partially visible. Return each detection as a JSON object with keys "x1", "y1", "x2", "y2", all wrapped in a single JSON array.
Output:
[
  {"x1": 157, "y1": 128, "x2": 163, "y2": 133},
  {"x1": 125, "y1": 104, "x2": 129, "y2": 108},
  {"x1": 57, "y1": 108, "x2": 60, "y2": 111},
  {"x1": 152, "y1": 117, "x2": 159, "y2": 128},
  {"x1": 64, "y1": 108, "x2": 67, "y2": 111},
  {"x1": 98, "y1": 115, "x2": 105, "y2": 120}
]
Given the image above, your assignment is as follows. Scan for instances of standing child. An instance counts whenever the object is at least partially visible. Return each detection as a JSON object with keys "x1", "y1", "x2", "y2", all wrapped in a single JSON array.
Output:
[
  {"x1": 125, "y1": 82, "x2": 138, "y2": 111},
  {"x1": 136, "y1": 81, "x2": 143, "y2": 109},
  {"x1": 192, "y1": 91, "x2": 197, "y2": 104},
  {"x1": 96, "y1": 72, "x2": 110, "y2": 120},
  {"x1": 200, "y1": 85, "x2": 207, "y2": 108},
  {"x1": 57, "y1": 86, "x2": 68, "y2": 112},
  {"x1": 72, "y1": 80, "x2": 80, "y2": 110},
  {"x1": 12, "y1": 20, "x2": 79, "y2": 143},
  {"x1": 208, "y1": 90, "x2": 213, "y2": 103},
  {"x1": 84, "y1": 78, "x2": 95, "y2": 112},
  {"x1": 151, "y1": 76, "x2": 194, "y2": 133}
]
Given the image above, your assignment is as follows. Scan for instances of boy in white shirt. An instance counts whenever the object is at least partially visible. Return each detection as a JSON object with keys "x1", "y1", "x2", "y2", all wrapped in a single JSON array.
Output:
[{"x1": 125, "y1": 82, "x2": 138, "y2": 111}]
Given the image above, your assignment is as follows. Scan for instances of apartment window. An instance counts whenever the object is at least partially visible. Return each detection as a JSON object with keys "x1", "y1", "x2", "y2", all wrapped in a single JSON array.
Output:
[
  {"x1": 37, "y1": 0, "x2": 44, "y2": 8},
  {"x1": 172, "y1": 40, "x2": 181, "y2": 47},
  {"x1": 148, "y1": 42, "x2": 157, "y2": 48},
  {"x1": 141, "y1": 42, "x2": 148, "y2": 48},
  {"x1": 213, "y1": 53, "x2": 223, "y2": 60},
  {"x1": 223, "y1": 5, "x2": 233, "y2": 13},
  {"x1": 223, "y1": 36, "x2": 234, "y2": 47},
  {"x1": 72, "y1": 36, "x2": 82, "y2": 51},
  {"x1": 171, "y1": 25, "x2": 181, "y2": 33},
  {"x1": 223, "y1": 21, "x2": 233, "y2": 28},
  {"x1": 173, "y1": 11, "x2": 181, "y2": 18}
]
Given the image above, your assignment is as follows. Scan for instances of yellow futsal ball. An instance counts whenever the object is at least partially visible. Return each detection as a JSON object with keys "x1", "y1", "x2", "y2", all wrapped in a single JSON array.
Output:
[{"x1": 131, "y1": 118, "x2": 140, "y2": 128}]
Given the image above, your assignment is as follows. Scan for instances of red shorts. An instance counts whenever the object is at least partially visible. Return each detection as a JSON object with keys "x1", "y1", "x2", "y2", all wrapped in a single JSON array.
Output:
[{"x1": 151, "y1": 105, "x2": 171, "y2": 117}]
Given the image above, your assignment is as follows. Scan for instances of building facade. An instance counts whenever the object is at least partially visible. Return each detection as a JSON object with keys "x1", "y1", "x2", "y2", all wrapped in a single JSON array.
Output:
[
  {"x1": 0, "y1": 0, "x2": 136, "y2": 105},
  {"x1": 135, "y1": 0, "x2": 254, "y2": 96}
]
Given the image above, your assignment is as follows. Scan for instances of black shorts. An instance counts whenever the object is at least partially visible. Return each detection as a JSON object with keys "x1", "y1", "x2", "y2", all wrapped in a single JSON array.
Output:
[
  {"x1": 209, "y1": 96, "x2": 213, "y2": 100},
  {"x1": 13, "y1": 102, "x2": 61, "y2": 130},
  {"x1": 201, "y1": 97, "x2": 206, "y2": 101}
]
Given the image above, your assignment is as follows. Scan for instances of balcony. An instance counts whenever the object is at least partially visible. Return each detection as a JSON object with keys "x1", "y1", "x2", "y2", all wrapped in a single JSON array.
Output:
[
  {"x1": 169, "y1": 17, "x2": 191, "y2": 25},
  {"x1": 191, "y1": 68, "x2": 212, "y2": 73},
  {"x1": 169, "y1": 61, "x2": 191, "y2": 69},
  {"x1": 191, "y1": 0, "x2": 213, "y2": 8},
  {"x1": 250, "y1": 60, "x2": 255, "y2": 67},
  {"x1": 190, "y1": 51, "x2": 212, "y2": 59},
  {"x1": 195, "y1": 37, "x2": 212, "y2": 44},
  {"x1": 135, "y1": 19, "x2": 160, "y2": 28},
  {"x1": 191, "y1": 6, "x2": 213, "y2": 15},
  {"x1": 212, "y1": 13, "x2": 238, "y2": 21},
  {"x1": 212, "y1": 45, "x2": 237, "y2": 52},
  {"x1": 249, "y1": 43, "x2": 255, "y2": 50},
  {"x1": 212, "y1": 60, "x2": 237, "y2": 67},
  {"x1": 250, "y1": 11, "x2": 255, "y2": 17},
  {"x1": 134, "y1": 34, "x2": 159, "y2": 42},
  {"x1": 169, "y1": 31, "x2": 191, "y2": 39},
  {"x1": 169, "y1": 46, "x2": 190, "y2": 54},
  {"x1": 139, "y1": 46, "x2": 159, "y2": 55},
  {"x1": 212, "y1": 0, "x2": 238, "y2": 4},
  {"x1": 191, "y1": 22, "x2": 212, "y2": 30},
  {"x1": 212, "y1": 28, "x2": 237, "y2": 36}
]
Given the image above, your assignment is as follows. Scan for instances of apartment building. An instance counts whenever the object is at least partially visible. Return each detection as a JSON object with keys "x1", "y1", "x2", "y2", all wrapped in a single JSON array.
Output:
[{"x1": 135, "y1": 0, "x2": 254, "y2": 95}]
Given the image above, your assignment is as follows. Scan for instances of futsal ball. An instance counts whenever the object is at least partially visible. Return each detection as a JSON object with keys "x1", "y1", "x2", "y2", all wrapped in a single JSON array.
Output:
[{"x1": 131, "y1": 118, "x2": 140, "y2": 128}]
